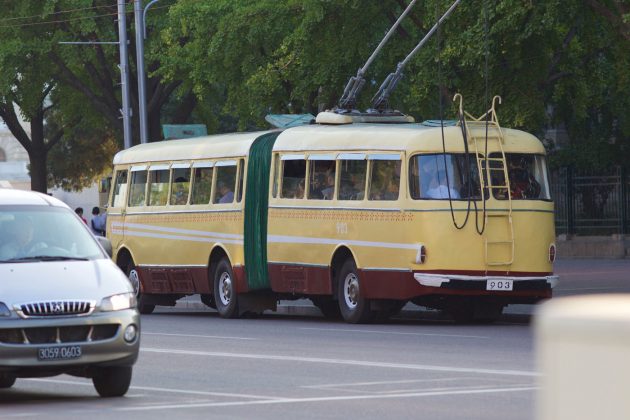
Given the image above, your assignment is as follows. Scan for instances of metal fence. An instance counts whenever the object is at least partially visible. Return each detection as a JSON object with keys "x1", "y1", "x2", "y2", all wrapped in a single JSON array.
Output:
[{"x1": 550, "y1": 167, "x2": 629, "y2": 235}]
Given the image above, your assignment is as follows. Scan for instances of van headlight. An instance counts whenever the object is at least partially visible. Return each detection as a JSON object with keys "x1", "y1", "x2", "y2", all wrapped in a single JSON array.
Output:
[
  {"x1": 100, "y1": 293, "x2": 137, "y2": 312},
  {"x1": 0, "y1": 302, "x2": 11, "y2": 317}
]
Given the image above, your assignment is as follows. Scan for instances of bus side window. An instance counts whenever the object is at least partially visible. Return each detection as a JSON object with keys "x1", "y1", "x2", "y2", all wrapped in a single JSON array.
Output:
[
  {"x1": 111, "y1": 170, "x2": 128, "y2": 208},
  {"x1": 369, "y1": 159, "x2": 400, "y2": 201},
  {"x1": 280, "y1": 158, "x2": 306, "y2": 199},
  {"x1": 148, "y1": 169, "x2": 170, "y2": 206},
  {"x1": 338, "y1": 160, "x2": 366, "y2": 201},
  {"x1": 237, "y1": 159, "x2": 244, "y2": 203},
  {"x1": 214, "y1": 163, "x2": 237, "y2": 204},
  {"x1": 191, "y1": 167, "x2": 213, "y2": 205},
  {"x1": 128, "y1": 170, "x2": 148, "y2": 207},
  {"x1": 170, "y1": 168, "x2": 191, "y2": 205},
  {"x1": 272, "y1": 154, "x2": 280, "y2": 198},
  {"x1": 308, "y1": 160, "x2": 336, "y2": 200}
]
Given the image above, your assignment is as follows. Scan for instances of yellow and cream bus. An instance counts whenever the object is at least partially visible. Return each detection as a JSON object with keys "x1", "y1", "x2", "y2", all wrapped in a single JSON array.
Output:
[{"x1": 107, "y1": 108, "x2": 557, "y2": 323}]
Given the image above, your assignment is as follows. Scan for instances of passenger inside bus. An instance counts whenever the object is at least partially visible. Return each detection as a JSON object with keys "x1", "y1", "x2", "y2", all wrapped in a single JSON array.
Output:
[
  {"x1": 508, "y1": 157, "x2": 541, "y2": 199},
  {"x1": 217, "y1": 181, "x2": 234, "y2": 203},
  {"x1": 171, "y1": 177, "x2": 189, "y2": 205}
]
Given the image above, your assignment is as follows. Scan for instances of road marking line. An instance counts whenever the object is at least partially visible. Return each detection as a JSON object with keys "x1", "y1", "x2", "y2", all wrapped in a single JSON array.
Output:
[
  {"x1": 299, "y1": 327, "x2": 488, "y2": 339},
  {"x1": 141, "y1": 348, "x2": 537, "y2": 377},
  {"x1": 302, "y1": 377, "x2": 477, "y2": 389},
  {"x1": 115, "y1": 386, "x2": 538, "y2": 411},
  {"x1": 25, "y1": 378, "x2": 283, "y2": 400},
  {"x1": 143, "y1": 332, "x2": 256, "y2": 341}
]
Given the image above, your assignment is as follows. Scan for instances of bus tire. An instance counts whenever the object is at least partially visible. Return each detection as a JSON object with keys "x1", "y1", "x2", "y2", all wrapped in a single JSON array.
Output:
[
  {"x1": 213, "y1": 258, "x2": 239, "y2": 318},
  {"x1": 311, "y1": 296, "x2": 341, "y2": 319},
  {"x1": 126, "y1": 261, "x2": 155, "y2": 315},
  {"x1": 337, "y1": 259, "x2": 373, "y2": 324}
]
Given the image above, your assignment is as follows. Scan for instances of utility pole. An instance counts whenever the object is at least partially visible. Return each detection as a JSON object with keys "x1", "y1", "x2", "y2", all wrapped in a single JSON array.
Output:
[
  {"x1": 117, "y1": 1, "x2": 132, "y2": 149},
  {"x1": 134, "y1": 0, "x2": 148, "y2": 144}
]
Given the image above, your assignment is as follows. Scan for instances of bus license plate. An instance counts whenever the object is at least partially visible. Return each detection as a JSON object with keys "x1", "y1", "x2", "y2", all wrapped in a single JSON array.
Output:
[
  {"x1": 486, "y1": 280, "x2": 513, "y2": 291},
  {"x1": 38, "y1": 345, "x2": 82, "y2": 361}
]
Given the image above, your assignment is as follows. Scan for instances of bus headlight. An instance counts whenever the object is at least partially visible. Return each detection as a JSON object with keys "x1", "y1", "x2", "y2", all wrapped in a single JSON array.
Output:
[{"x1": 101, "y1": 293, "x2": 137, "y2": 312}]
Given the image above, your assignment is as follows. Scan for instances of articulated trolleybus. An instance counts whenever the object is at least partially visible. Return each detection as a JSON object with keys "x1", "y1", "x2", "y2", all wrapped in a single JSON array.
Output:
[{"x1": 107, "y1": 97, "x2": 557, "y2": 324}]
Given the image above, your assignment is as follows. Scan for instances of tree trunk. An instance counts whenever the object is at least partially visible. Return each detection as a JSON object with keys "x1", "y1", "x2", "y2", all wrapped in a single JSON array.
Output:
[{"x1": 29, "y1": 150, "x2": 48, "y2": 193}]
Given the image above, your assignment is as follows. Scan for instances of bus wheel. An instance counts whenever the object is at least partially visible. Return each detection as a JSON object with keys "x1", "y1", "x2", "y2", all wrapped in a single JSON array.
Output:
[
  {"x1": 127, "y1": 261, "x2": 155, "y2": 315},
  {"x1": 337, "y1": 260, "x2": 373, "y2": 324},
  {"x1": 213, "y1": 258, "x2": 239, "y2": 318},
  {"x1": 311, "y1": 297, "x2": 341, "y2": 319}
]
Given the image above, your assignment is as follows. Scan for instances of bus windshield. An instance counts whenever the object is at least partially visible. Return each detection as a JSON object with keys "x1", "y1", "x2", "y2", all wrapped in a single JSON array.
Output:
[{"x1": 490, "y1": 153, "x2": 551, "y2": 200}]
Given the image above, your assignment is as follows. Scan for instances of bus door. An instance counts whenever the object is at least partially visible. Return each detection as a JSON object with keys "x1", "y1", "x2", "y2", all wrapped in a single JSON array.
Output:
[{"x1": 108, "y1": 168, "x2": 130, "y2": 253}]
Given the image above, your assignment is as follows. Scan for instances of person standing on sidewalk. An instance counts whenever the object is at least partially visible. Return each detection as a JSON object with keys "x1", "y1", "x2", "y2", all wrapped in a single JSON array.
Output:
[{"x1": 91, "y1": 206, "x2": 106, "y2": 237}]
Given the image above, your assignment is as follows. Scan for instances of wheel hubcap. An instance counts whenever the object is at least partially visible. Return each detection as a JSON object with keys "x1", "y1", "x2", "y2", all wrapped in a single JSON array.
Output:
[
  {"x1": 129, "y1": 269, "x2": 140, "y2": 296},
  {"x1": 218, "y1": 272, "x2": 232, "y2": 306},
  {"x1": 343, "y1": 273, "x2": 360, "y2": 309}
]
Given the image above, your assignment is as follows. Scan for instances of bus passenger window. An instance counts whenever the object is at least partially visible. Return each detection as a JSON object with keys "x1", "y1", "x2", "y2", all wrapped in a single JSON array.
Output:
[
  {"x1": 338, "y1": 160, "x2": 366, "y2": 201},
  {"x1": 308, "y1": 160, "x2": 335, "y2": 200},
  {"x1": 170, "y1": 168, "x2": 191, "y2": 205},
  {"x1": 369, "y1": 159, "x2": 400, "y2": 201},
  {"x1": 111, "y1": 170, "x2": 128, "y2": 208},
  {"x1": 214, "y1": 164, "x2": 237, "y2": 204},
  {"x1": 128, "y1": 170, "x2": 148, "y2": 207},
  {"x1": 148, "y1": 169, "x2": 170, "y2": 206},
  {"x1": 280, "y1": 159, "x2": 306, "y2": 199},
  {"x1": 191, "y1": 167, "x2": 213, "y2": 205}
]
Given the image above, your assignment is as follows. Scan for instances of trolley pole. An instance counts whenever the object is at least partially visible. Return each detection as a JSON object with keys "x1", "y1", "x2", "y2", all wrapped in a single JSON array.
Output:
[
  {"x1": 134, "y1": 0, "x2": 148, "y2": 144},
  {"x1": 118, "y1": 0, "x2": 132, "y2": 149}
]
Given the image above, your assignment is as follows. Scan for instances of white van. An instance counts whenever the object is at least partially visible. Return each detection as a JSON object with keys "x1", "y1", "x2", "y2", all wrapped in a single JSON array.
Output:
[{"x1": 0, "y1": 189, "x2": 140, "y2": 397}]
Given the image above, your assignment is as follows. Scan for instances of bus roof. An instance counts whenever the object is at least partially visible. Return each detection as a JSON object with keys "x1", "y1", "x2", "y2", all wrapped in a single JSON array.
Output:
[
  {"x1": 112, "y1": 123, "x2": 545, "y2": 166},
  {"x1": 112, "y1": 131, "x2": 275, "y2": 165},
  {"x1": 275, "y1": 123, "x2": 546, "y2": 154}
]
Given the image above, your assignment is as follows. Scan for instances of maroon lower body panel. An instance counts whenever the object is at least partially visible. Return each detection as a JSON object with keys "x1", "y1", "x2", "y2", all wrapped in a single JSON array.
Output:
[
  {"x1": 267, "y1": 263, "x2": 331, "y2": 295},
  {"x1": 136, "y1": 266, "x2": 211, "y2": 295}
]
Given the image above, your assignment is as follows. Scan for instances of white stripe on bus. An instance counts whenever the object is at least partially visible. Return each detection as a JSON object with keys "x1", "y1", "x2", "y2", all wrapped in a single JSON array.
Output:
[{"x1": 111, "y1": 221, "x2": 242, "y2": 240}]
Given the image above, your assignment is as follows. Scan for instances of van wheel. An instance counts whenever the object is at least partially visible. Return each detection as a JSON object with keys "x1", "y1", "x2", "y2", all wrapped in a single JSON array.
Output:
[
  {"x1": 92, "y1": 366, "x2": 132, "y2": 397},
  {"x1": 127, "y1": 261, "x2": 155, "y2": 315},
  {"x1": 214, "y1": 258, "x2": 239, "y2": 318},
  {"x1": 337, "y1": 260, "x2": 373, "y2": 324},
  {"x1": 0, "y1": 374, "x2": 16, "y2": 388}
]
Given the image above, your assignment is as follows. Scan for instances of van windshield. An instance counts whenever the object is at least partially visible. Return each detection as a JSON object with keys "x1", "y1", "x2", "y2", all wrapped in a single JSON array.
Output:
[{"x1": 0, "y1": 206, "x2": 105, "y2": 262}]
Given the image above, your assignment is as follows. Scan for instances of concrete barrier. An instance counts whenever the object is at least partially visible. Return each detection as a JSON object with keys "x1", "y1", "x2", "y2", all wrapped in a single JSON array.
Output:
[
  {"x1": 535, "y1": 294, "x2": 630, "y2": 420},
  {"x1": 556, "y1": 234, "x2": 629, "y2": 258}
]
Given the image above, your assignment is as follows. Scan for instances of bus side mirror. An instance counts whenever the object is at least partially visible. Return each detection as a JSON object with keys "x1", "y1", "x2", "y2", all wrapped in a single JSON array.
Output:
[{"x1": 96, "y1": 236, "x2": 113, "y2": 258}]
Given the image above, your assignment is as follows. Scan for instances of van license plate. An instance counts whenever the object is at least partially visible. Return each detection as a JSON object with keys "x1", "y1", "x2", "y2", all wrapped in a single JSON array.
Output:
[
  {"x1": 38, "y1": 345, "x2": 82, "y2": 361},
  {"x1": 486, "y1": 280, "x2": 513, "y2": 291}
]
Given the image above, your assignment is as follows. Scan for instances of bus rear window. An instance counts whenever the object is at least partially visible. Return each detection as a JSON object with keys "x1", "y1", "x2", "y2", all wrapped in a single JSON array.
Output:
[
  {"x1": 490, "y1": 153, "x2": 550, "y2": 200},
  {"x1": 409, "y1": 154, "x2": 480, "y2": 200}
]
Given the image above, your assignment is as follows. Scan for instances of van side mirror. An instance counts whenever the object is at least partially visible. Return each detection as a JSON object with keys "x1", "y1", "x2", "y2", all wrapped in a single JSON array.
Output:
[{"x1": 95, "y1": 236, "x2": 113, "y2": 258}]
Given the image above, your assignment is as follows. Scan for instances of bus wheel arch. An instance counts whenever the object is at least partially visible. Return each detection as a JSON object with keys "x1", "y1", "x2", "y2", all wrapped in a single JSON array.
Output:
[
  {"x1": 208, "y1": 246, "x2": 239, "y2": 319},
  {"x1": 116, "y1": 247, "x2": 155, "y2": 315}
]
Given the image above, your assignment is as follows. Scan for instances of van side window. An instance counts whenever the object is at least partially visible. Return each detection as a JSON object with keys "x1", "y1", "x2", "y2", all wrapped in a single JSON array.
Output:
[
  {"x1": 308, "y1": 160, "x2": 336, "y2": 200},
  {"x1": 281, "y1": 158, "x2": 306, "y2": 199},
  {"x1": 369, "y1": 159, "x2": 400, "y2": 201},
  {"x1": 148, "y1": 169, "x2": 170, "y2": 206},
  {"x1": 111, "y1": 170, "x2": 128, "y2": 208},
  {"x1": 128, "y1": 170, "x2": 148, "y2": 207},
  {"x1": 170, "y1": 168, "x2": 191, "y2": 205},
  {"x1": 339, "y1": 160, "x2": 366, "y2": 201},
  {"x1": 214, "y1": 163, "x2": 237, "y2": 204},
  {"x1": 191, "y1": 167, "x2": 213, "y2": 205}
]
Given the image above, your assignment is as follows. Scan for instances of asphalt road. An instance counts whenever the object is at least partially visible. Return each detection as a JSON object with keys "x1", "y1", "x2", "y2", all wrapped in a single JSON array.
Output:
[{"x1": 2, "y1": 258, "x2": 629, "y2": 419}]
